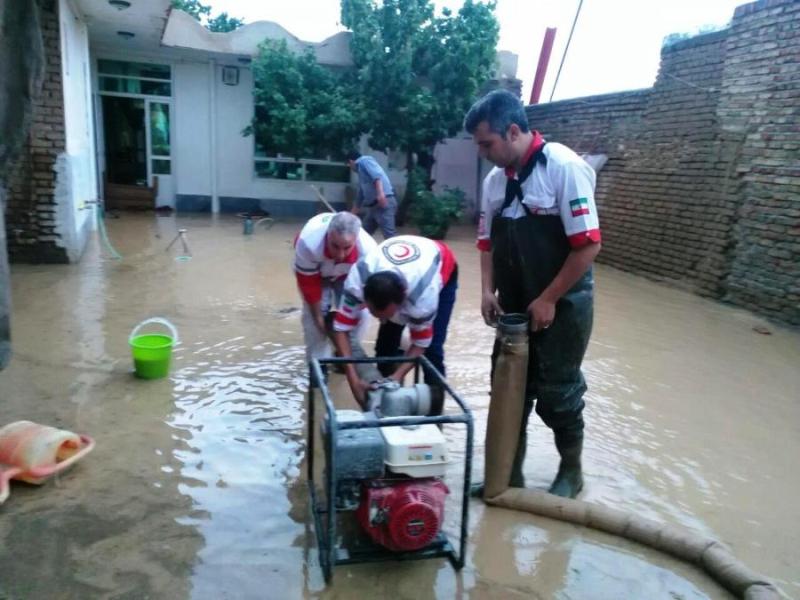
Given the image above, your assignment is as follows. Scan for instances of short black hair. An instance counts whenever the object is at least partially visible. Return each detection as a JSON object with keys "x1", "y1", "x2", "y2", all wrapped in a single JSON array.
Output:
[
  {"x1": 364, "y1": 271, "x2": 406, "y2": 310},
  {"x1": 345, "y1": 150, "x2": 361, "y2": 162},
  {"x1": 463, "y1": 89, "x2": 530, "y2": 137}
]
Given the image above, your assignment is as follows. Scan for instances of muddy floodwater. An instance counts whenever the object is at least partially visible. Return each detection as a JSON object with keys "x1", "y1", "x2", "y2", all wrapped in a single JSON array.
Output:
[{"x1": 1, "y1": 214, "x2": 798, "y2": 600}]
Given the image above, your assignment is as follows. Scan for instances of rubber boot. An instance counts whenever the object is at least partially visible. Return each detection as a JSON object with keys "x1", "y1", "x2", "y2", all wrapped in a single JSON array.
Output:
[{"x1": 548, "y1": 437, "x2": 583, "y2": 498}]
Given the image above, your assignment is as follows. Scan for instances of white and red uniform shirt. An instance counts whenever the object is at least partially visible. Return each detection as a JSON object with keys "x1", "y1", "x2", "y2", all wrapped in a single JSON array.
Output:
[
  {"x1": 334, "y1": 236, "x2": 457, "y2": 349},
  {"x1": 293, "y1": 212, "x2": 377, "y2": 305},
  {"x1": 477, "y1": 138, "x2": 601, "y2": 252}
]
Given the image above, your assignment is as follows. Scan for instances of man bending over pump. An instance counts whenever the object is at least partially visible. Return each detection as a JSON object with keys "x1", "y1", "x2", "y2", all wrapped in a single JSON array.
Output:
[
  {"x1": 293, "y1": 212, "x2": 376, "y2": 370},
  {"x1": 332, "y1": 235, "x2": 458, "y2": 408}
]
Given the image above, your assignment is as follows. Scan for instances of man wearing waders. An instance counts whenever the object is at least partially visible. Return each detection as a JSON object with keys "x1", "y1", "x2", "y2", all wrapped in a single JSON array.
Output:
[{"x1": 464, "y1": 90, "x2": 601, "y2": 498}]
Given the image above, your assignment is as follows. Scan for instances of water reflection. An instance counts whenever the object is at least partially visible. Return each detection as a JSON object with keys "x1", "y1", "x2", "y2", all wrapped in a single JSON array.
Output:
[
  {"x1": 170, "y1": 339, "x2": 308, "y2": 598},
  {"x1": 0, "y1": 215, "x2": 796, "y2": 599}
]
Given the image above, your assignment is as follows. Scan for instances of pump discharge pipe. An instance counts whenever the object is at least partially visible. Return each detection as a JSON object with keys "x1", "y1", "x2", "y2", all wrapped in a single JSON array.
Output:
[{"x1": 480, "y1": 314, "x2": 783, "y2": 600}]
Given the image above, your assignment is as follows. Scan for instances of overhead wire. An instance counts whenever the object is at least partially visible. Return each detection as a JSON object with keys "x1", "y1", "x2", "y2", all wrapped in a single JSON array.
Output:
[{"x1": 549, "y1": 0, "x2": 585, "y2": 102}]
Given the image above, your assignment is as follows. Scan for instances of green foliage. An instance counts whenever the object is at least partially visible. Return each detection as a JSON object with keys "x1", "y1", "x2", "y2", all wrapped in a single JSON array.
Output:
[
  {"x1": 171, "y1": 0, "x2": 244, "y2": 32},
  {"x1": 244, "y1": 40, "x2": 364, "y2": 159},
  {"x1": 405, "y1": 166, "x2": 428, "y2": 207},
  {"x1": 171, "y1": 0, "x2": 210, "y2": 20},
  {"x1": 207, "y1": 12, "x2": 245, "y2": 33},
  {"x1": 341, "y1": 0, "x2": 499, "y2": 159},
  {"x1": 410, "y1": 186, "x2": 465, "y2": 240}
]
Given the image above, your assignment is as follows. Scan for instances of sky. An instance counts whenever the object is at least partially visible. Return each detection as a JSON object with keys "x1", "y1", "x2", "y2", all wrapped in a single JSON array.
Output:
[{"x1": 208, "y1": 0, "x2": 745, "y2": 103}]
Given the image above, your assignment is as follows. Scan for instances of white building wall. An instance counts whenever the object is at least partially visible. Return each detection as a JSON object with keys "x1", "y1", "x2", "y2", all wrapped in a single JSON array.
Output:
[
  {"x1": 173, "y1": 61, "x2": 212, "y2": 198},
  {"x1": 214, "y1": 64, "x2": 255, "y2": 199},
  {"x1": 170, "y1": 61, "x2": 351, "y2": 213},
  {"x1": 58, "y1": 0, "x2": 97, "y2": 259},
  {"x1": 211, "y1": 64, "x2": 350, "y2": 211},
  {"x1": 432, "y1": 136, "x2": 481, "y2": 220},
  {"x1": 95, "y1": 52, "x2": 479, "y2": 218}
]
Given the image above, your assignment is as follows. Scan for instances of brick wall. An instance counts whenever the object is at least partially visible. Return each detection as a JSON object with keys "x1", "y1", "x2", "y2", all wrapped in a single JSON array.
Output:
[
  {"x1": 719, "y1": 0, "x2": 800, "y2": 324},
  {"x1": 4, "y1": 0, "x2": 69, "y2": 264},
  {"x1": 525, "y1": 0, "x2": 799, "y2": 326}
]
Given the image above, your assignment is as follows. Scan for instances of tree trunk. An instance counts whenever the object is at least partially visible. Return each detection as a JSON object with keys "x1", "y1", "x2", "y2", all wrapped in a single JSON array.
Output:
[
  {"x1": 398, "y1": 149, "x2": 415, "y2": 227},
  {"x1": 398, "y1": 146, "x2": 436, "y2": 227},
  {"x1": 417, "y1": 147, "x2": 436, "y2": 190}
]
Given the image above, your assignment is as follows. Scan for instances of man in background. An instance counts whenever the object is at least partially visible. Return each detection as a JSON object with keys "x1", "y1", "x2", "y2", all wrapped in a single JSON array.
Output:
[{"x1": 347, "y1": 151, "x2": 397, "y2": 239}]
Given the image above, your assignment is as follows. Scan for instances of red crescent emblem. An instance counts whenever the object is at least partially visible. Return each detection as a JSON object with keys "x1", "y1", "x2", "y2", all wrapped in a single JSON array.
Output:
[{"x1": 395, "y1": 245, "x2": 411, "y2": 258}]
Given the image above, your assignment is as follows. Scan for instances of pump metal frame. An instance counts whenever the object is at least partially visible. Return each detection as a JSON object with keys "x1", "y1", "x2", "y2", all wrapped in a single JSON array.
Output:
[{"x1": 307, "y1": 355, "x2": 474, "y2": 583}]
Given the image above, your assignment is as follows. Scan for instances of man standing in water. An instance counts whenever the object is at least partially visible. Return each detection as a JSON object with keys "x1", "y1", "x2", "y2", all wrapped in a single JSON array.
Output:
[
  {"x1": 293, "y1": 212, "x2": 376, "y2": 370},
  {"x1": 347, "y1": 151, "x2": 397, "y2": 239},
  {"x1": 464, "y1": 90, "x2": 601, "y2": 498}
]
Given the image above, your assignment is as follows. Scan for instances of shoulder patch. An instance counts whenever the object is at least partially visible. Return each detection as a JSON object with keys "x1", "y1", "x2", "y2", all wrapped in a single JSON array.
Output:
[{"x1": 381, "y1": 240, "x2": 421, "y2": 265}]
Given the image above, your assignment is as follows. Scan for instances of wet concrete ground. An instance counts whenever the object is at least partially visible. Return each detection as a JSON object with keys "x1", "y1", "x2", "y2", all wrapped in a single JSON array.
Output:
[{"x1": 0, "y1": 213, "x2": 798, "y2": 599}]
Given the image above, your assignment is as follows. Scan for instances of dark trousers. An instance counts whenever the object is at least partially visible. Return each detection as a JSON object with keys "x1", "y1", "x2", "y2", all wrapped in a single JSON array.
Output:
[
  {"x1": 491, "y1": 289, "x2": 592, "y2": 449},
  {"x1": 376, "y1": 265, "x2": 458, "y2": 382},
  {"x1": 491, "y1": 214, "x2": 593, "y2": 450}
]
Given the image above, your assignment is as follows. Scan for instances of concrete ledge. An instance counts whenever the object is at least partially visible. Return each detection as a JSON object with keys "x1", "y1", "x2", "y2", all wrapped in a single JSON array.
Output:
[
  {"x1": 221, "y1": 197, "x2": 346, "y2": 217},
  {"x1": 177, "y1": 195, "x2": 346, "y2": 217},
  {"x1": 176, "y1": 194, "x2": 212, "y2": 212}
]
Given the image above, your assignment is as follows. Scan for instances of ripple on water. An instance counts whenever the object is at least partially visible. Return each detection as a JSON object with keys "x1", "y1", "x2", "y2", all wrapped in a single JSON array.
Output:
[{"x1": 166, "y1": 340, "x2": 312, "y2": 596}]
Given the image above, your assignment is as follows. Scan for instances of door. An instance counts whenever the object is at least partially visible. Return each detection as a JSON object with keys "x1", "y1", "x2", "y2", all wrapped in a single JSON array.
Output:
[
  {"x1": 102, "y1": 95, "x2": 146, "y2": 186},
  {"x1": 147, "y1": 100, "x2": 173, "y2": 206}
]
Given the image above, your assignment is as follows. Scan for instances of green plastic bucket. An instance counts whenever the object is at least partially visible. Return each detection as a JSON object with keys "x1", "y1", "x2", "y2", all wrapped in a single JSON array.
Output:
[{"x1": 129, "y1": 318, "x2": 179, "y2": 379}]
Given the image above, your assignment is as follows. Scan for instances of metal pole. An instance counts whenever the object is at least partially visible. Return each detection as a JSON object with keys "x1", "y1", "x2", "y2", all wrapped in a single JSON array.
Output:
[
  {"x1": 549, "y1": 0, "x2": 584, "y2": 102},
  {"x1": 209, "y1": 59, "x2": 219, "y2": 213},
  {"x1": 529, "y1": 27, "x2": 557, "y2": 105}
]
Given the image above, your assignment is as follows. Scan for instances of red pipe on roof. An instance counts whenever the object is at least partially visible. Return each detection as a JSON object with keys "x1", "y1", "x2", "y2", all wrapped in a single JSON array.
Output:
[{"x1": 529, "y1": 27, "x2": 557, "y2": 105}]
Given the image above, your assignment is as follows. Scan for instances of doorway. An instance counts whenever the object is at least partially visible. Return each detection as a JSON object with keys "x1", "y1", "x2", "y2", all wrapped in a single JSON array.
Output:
[
  {"x1": 97, "y1": 59, "x2": 173, "y2": 208},
  {"x1": 102, "y1": 96, "x2": 146, "y2": 186}
]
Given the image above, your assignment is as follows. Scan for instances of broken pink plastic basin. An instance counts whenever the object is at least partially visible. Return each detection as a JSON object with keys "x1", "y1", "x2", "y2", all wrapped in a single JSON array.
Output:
[{"x1": 0, "y1": 420, "x2": 95, "y2": 504}]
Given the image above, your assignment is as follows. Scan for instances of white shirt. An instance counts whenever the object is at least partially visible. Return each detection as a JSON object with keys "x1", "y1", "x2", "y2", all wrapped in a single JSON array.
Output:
[
  {"x1": 477, "y1": 142, "x2": 601, "y2": 251},
  {"x1": 333, "y1": 235, "x2": 456, "y2": 349},
  {"x1": 293, "y1": 212, "x2": 377, "y2": 304}
]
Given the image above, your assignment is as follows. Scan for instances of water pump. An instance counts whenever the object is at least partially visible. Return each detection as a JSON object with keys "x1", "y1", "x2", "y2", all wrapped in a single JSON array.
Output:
[
  {"x1": 323, "y1": 383, "x2": 450, "y2": 552},
  {"x1": 307, "y1": 355, "x2": 473, "y2": 583}
]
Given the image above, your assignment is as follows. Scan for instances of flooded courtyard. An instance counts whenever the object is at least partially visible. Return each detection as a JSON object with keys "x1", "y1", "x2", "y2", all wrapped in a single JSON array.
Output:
[{"x1": 0, "y1": 213, "x2": 798, "y2": 599}]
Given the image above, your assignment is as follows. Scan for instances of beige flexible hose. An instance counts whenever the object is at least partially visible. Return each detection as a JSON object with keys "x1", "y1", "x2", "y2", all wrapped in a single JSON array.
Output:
[{"x1": 481, "y1": 323, "x2": 783, "y2": 600}]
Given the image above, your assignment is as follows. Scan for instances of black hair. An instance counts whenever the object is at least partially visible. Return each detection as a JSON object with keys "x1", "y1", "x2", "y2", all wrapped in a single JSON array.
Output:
[
  {"x1": 364, "y1": 271, "x2": 406, "y2": 310},
  {"x1": 345, "y1": 150, "x2": 361, "y2": 162},
  {"x1": 463, "y1": 89, "x2": 530, "y2": 137}
]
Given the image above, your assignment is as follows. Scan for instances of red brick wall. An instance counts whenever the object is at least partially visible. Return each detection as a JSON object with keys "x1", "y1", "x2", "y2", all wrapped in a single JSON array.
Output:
[
  {"x1": 524, "y1": 0, "x2": 799, "y2": 326},
  {"x1": 720, "y1": 0, "x2": 800, "y2": 324},
  {"x1": 5, "y1": 0, "x2": 69, "y2": 264}
]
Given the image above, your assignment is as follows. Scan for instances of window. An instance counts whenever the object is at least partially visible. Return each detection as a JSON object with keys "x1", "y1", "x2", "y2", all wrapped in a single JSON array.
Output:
[
  {"x1": 149, "y1": 102, "x2": 171, "y2": 175},
  {"x1": 98, "y1": 59, "x2": 171, "y2": 97},
  {"x1": 254, "y1": 145, "x2": 350, "y2": 183}
]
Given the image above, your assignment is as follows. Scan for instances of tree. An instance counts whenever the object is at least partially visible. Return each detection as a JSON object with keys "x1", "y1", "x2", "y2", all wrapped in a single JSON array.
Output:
[
  {"x1": 341, "y1": 0, "x2": 499, "y2": 208},
  {"x1": 243, "y1": 40, "x2": 364, "y2": 160},
  {"x1": 207, "y1": 12, "x2": 245, "y2": 33},
  {"x1": 171, "y1": 0, "x2": 244, "y2": 33}
]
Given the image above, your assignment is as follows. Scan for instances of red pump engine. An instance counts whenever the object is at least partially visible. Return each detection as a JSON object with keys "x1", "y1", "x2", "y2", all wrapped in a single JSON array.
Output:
[{"x1": 356, "y1": 479, "x2": 449, "y2": 552}]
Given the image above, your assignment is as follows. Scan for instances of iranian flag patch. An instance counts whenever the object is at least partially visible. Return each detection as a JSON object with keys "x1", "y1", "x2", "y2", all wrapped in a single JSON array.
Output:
[{"x1": 570, "y1": 197, "x2": 590, "y2": 217}]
